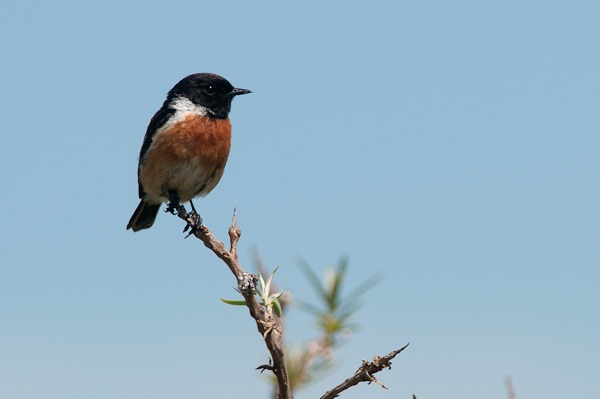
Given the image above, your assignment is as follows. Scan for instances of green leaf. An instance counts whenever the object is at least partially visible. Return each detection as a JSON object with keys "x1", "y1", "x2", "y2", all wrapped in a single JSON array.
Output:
[
  {"x1": 297, "y1": 258, "x2": 327, "y2": 301},
  {"x1": 272, "y1": 297, "x2": 282, "y2": 317},
  {"x1": 258, "y1": 273, "x2": 266, "y2": 294},
  {"x1": 295, "y1": 300, "x2": 324, "y2": 316},
  {"x1": 329, "y1": 257, "x2": 349, "y2": 310},
  {"x1": 220, "y1": 298, "x2": 247, "y2": 306},
  {"x1": 264, "y1": 265, "x2": 280, "y2": 296},
  {"x1": 341, "y1": 272, "x2": 383, "y2": 305}
]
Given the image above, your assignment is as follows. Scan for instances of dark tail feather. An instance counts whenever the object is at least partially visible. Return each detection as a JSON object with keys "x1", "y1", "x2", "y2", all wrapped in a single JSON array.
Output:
[{"x1": 126, "y1": 200, "x2": 161, "y2": 232}]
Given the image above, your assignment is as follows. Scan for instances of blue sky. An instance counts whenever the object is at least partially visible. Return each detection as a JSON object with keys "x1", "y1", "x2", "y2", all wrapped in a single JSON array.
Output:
[{"x1": 1, "y1": 1, "x2": 598, "y2": 398}]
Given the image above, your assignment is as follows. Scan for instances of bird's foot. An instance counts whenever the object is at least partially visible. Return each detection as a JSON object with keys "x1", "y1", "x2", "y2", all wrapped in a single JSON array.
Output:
[
  {"x1": 164, "y1": 190, "x2": 181, "y2": 214},
  {"x1": 183, "y1": 210, "x2": 203, "y2": 238},
  {"x1": 165, "y1": 203, "x2": 179, "y2": 215}
]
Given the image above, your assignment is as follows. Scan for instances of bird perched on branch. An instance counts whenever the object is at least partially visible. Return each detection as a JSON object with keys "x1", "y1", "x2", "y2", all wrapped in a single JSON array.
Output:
[{"x1": 127, "y1": 73, "x2": 251, "y2": 232}]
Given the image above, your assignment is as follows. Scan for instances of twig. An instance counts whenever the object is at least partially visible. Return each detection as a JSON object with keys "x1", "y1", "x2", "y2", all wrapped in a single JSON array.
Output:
[
  {"x1": 319, "y1": 343, "x2": 410, "y2": 399},
  {"x1": 173, "y1": 205, "x2": 292, "y2": 399},
  {"x1": 506, "y1": 376, "x2": 516, "y2": 399}
]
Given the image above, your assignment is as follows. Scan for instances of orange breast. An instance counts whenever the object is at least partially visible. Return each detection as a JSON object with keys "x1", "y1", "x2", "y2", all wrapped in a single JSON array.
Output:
[{"x1": 139, "y1": 114, "x2": 232, "y2": 201}]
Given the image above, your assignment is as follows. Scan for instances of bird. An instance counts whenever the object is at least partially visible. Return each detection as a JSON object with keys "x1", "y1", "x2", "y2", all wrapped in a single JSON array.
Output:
[{"x1": 126, "y1": 73, "x2": 251, "y2": 232}]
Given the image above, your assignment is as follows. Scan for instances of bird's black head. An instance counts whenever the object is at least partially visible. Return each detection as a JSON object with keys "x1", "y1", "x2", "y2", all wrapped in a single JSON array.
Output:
[{"x1": 166, "y1": 73, "x2": 251, "y2": 119}]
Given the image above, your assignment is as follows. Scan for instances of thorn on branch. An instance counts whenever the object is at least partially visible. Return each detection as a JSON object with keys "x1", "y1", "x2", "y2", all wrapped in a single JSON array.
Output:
[
  {"x1": 258, "y1": 319, "x2": 276, "y2": 339},
  {"x1": 256, "y1": 358, "x2": 277, "y2": 374},
  {"x1": 364, "y1": 368, "x2": 387, "y2": 389},
  {"x1": 256, "y1": 363, "x2": 277, "y2": 373}
]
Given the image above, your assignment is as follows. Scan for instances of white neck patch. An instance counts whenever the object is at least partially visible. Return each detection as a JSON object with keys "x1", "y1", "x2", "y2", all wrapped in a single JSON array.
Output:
[
  {"x1": 169, "y1": 96, "x2": 210, "y2": 116},
  {"x1": 157, "y1": 96, "x2": 213, "y2": 132}
]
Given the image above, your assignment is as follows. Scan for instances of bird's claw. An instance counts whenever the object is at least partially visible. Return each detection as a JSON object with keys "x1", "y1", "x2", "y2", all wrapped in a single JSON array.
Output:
[
  {"x1": 165, "y1": 202, "x2": 179, "y2": 215},
  {"x1": 164, "y1": 190, "x2": 181, "y2": 215},
  {"x1": 183, "y1": 210, "x2": 203, "y2": 238}
]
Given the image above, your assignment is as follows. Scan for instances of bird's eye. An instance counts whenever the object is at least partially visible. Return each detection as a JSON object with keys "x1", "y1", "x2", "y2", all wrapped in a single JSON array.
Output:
[{"x1": 203, "y1": 85, "x2": 216, "y2": 95}]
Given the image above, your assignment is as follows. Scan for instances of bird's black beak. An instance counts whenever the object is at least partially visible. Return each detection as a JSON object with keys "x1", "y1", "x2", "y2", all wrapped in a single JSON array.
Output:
[{"x1": 230, "y1": 87, "x2": 252, "y2": 97}]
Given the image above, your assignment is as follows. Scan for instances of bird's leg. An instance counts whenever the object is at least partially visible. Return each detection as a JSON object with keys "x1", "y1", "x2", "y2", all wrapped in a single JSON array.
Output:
[
  {"x1": 189, "y1": 199, "x2": 198, "y2": 215},
  {"x1": 164, "y1": 190, "x2": 181, "y2": 215},
  {"x1": 183, "y1": 199, "x2": 203, "y2": 238}
]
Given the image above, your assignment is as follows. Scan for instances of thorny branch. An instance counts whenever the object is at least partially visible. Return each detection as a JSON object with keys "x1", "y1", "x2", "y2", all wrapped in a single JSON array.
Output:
[
  {"x1": 173, "y1": 205, "x2": 292, "y2": 399},
  {"x1": 171, "y1": 206, "x2": 409, "y2": 399},
  {"x1": 319, "y1": 343, "x2": 410, "y2": 399}
]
